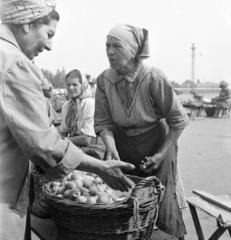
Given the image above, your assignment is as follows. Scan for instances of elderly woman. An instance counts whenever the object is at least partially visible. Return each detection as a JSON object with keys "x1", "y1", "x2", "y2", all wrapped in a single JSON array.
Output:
[
  {"x1": 94, "y1": 23, "x2": 190, "y2": 239},
  {"x1": 213, "y1": 81, "x2": 230, "y2": 117}
]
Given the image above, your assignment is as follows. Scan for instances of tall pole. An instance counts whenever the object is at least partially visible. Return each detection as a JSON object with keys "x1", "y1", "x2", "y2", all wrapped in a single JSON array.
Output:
[{"x1": 191, "y1": 43, "x2": 196, "y2": 85}]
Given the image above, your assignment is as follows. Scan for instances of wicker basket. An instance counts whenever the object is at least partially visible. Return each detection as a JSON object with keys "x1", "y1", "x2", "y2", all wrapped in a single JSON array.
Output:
[
  {"x1": 30, "y1": 170, "x2": 51, "y2": 218},
  {"x1": 43, "y1": 175, "x2": 164, "y2": 240}
]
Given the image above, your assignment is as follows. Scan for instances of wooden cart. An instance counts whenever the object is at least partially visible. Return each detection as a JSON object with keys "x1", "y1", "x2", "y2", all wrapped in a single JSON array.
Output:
[{"x1": 187, "y1": 190, "x2": 231, "y2": 240}]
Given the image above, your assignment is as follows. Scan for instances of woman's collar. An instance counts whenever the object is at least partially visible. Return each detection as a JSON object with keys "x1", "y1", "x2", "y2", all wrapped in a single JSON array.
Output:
[{"x1": 109, "y1": 62, "x2": 142, "y2": 84}]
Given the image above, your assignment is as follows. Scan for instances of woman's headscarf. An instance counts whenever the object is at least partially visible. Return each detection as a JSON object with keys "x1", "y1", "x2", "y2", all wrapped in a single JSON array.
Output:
[
  {"x1": 107, "y1": 23, "x2": 150, "y2": 59},
  {"x1": 0, "y1": 0, "x2": 56, "y2": 24}
]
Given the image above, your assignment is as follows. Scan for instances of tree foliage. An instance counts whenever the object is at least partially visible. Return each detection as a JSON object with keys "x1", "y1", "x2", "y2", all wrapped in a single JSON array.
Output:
[{"x1": 41, "y1": 68, "x2": 66, "y2": 88}]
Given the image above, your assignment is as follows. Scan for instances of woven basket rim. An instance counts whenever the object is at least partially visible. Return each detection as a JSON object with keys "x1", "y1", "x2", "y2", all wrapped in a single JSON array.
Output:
[{"x1": 42, "y1": 174, "x2": 162, "y2": 210}]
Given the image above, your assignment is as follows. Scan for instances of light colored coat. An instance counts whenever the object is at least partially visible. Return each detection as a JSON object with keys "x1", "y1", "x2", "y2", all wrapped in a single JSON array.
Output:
[{"x1": 0, "y1": 24, "x2": 82, "y2": 239}]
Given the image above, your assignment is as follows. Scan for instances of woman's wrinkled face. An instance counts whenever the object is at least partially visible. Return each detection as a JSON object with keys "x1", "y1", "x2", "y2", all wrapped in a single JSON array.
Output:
[
  {"x1": 106, "y1": 36, "x2": 135, "y2": 72},
  {"x1": 66, "y1": 77, "x2": 82, "y2": 99}
]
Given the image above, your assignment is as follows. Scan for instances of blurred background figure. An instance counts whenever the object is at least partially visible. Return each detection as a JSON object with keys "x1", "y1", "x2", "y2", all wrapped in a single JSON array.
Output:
[
  {"x1": 41, "y1": 77, "x2": 60, "y2": 125},
  {"x1": 212, "y1": 81, "x2": 230, "y2": 117},
  {"x1": 86, "y1": 73, "x2": 97, "y2": 97}
]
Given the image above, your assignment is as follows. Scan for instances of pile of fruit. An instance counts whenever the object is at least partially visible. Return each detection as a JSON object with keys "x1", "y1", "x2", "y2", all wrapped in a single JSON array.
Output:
[{"x1": 50, "y1": 170, "x2": 130, "y2": 204}]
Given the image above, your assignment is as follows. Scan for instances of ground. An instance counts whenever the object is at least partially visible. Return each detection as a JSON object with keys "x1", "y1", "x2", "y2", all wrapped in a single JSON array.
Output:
[{"x1": 178, "y1": 117, "x2": 231, "y2": 240}]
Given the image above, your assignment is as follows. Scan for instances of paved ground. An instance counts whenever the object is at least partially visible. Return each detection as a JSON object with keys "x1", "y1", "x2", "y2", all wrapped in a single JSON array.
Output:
[{"x1": 178, "y1": 117, "x2": 231, "y2": 239}]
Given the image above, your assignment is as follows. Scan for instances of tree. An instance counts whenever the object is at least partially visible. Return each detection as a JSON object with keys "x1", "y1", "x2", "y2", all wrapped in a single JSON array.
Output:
[
  {"x1": 41, "y1": 68, "x2": 66, "y2": 88},
  {"x1": 181, "y1": 80, "x2": 196, "y2": 88},
  {"x1": 170, "y1": 81, "x2": 182, "y2": 88}
]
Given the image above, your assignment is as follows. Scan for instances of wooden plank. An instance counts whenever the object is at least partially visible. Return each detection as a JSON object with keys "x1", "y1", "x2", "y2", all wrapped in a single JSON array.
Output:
[
  {"x1": 193, "y1": 190, "x2": 231, "y2": 212},
  {"x1": 188, "y1": 203, "x2": 205, "y2": 240},
  {"x1": 187, "y1": 196, "x2": 231, "y2": 226},
  {"x1": 208, "y1": 227, "x2": 227, "y2": 240}
]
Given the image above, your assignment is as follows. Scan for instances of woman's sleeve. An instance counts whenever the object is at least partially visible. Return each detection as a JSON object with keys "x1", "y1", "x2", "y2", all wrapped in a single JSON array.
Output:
[
  {"x1": 149, "y1": 69, "x2": 190, "y2": 130},
  {"x1": 79, "y1": 98, "x2": 96, "y2": 137},
  {"x1": 2, "y1": 60, "x2": 83, "y2": 178},
  {"x1": 94, "y1": 74, "x2": 114, "y2": 134}
]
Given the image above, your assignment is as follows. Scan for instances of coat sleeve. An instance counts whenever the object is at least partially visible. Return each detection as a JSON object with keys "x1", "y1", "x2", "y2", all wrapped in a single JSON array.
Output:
[{"x1": 2, "y1": 60, "x2": 82, "y2": 178}]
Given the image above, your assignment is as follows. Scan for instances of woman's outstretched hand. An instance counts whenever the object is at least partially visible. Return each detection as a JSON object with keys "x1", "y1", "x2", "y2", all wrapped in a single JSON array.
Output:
[{"x1": 98, "y1": 160, "x2": 135, "y2": 192}]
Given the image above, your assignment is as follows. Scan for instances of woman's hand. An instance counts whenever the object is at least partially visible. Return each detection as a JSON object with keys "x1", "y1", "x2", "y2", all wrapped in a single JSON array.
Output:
[
  {"x1": 99, "y1": 129, "x2": 120, "y2": 160},
  {"x1": 140, "y1": 154, "x2": 164, "y2": 174},
  {"x1": 105, "y1": 147, "x2": 120, "y2": 160},
  {"x1": 140, "y1": 128, "x2": 184, "y2": 174},
  {"x1": 98, "y1": 160, "x2": 135, "y2": 191}
]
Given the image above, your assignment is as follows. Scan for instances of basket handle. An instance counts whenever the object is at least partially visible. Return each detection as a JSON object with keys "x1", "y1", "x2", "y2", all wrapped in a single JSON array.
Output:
[
  {"x1": 131, "y1": 176, "x2": 164, "y2": 203},
  {"x1": 129, "y1": 176, "x2": 164, "y2": 230}
]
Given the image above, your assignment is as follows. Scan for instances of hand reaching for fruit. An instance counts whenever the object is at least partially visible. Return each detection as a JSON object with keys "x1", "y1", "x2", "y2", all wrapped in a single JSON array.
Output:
[{"x1": 98, "y1": 160, "x2": 135, "y2": 192}]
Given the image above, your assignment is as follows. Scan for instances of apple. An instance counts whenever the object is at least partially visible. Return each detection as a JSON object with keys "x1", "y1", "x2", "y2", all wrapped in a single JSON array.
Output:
[{"x1": 76, "y1": 195, "x2": 87, "y2": 203}]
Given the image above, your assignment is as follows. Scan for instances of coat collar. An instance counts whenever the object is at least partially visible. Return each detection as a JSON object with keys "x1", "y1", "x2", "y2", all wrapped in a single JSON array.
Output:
[
  {"x1": 0, "y1": 24, "x2": 21, "y2": 50},
  {"x1": 105, "y1": 62, "x2": 143, "y2": 84}
]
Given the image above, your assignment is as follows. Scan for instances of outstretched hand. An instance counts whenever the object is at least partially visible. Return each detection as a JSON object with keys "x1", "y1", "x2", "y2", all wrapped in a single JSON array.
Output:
[{"x1": 98, "y1": 160, "x2": 135, "y2": 192}]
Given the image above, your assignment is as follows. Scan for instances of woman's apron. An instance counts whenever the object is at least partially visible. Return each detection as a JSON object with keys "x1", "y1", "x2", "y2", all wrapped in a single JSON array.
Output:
[{"x1": 114, "y1": 119, "x2": 186, "y2": 238}]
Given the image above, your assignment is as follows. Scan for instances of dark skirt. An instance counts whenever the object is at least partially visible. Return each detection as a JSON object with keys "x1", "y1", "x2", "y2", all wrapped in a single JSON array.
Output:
[{"x1": 114, "y1": 119, "x2": 186, "y2": 238}]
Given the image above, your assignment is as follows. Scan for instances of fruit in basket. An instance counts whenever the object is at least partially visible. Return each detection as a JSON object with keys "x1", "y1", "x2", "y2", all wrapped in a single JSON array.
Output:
[
  {"x1": 88, "y1": 196, "x2": 97, "y2": 204},
  {"x1": 88, "y1": 185, "x2": 98, "y2": 196},
  {"x1": 93, "y1": 176, "x2": 103, "y2": 185},
  {"x1": 57, "y1": 194, "x2": 64, "y2": 198},
  {"x1": 80, "y1": 187, "x2": 90, "y2": 198},
  {"x1": 70, "y1": 170, "x2": 79, "y2": 180},
  {"x1": 65, "y1": 181, "x2": 77, "y2": 190},
  {"x1": 64, "y1": 189, "x2": 72, "y2": 198},
  {"x1": 74, "y1": 179, "x2": 83, "y2": 188},
  {"x1": 50, "y1": 170, "x2": 130, "y2": 204},
  {"x1": 69, "y1": 189, "x2": 80, "y2": 200},
  {"x1": 76, "y1": 195, "x2": 88, "y2": 203},
  {"x1": 97, "y1": 194, "x2": 110, "y2": 204},
  {"x1": 56, "y1": 185, "x2": 65, "y2": 195},
  {"x1": 82, "y1": 175, "x2": 94, "y2": 188}
]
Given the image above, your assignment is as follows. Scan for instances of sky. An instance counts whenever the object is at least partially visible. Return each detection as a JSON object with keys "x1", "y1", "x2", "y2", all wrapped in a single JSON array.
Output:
[{"x1": 36, "y1": 0, "x2": 231, "y2": 84}]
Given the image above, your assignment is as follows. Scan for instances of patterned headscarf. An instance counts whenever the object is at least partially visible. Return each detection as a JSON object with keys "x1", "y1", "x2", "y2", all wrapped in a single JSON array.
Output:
[
  {"x1": 0, "y1": 0, "x2": 56, "y2": 24},
  {"x1": 107, "y1": 23, "x2": 150, "y2": 59}
]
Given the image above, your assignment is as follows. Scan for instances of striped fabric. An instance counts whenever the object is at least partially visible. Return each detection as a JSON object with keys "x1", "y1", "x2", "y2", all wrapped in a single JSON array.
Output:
[{"x1": 95, "y1": 63, "x2": 190, "y2": 137}]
